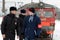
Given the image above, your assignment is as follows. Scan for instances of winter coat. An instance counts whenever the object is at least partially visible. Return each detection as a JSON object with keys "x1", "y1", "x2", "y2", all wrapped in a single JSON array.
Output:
[
  {"x1": 18, "y1": 14, "x2": 26, "y2": 36},
  {"x1": 23, "y1": 15, "x2": 41, "y2": 39},
  {"x1": 1, "y1": 13, "x2": 22, "y2": 36}
]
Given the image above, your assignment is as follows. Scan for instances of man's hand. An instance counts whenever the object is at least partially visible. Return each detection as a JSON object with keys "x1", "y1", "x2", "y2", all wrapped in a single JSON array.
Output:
[{"x1": 2, "y1": 34, "x2": 6, "y2": 38}]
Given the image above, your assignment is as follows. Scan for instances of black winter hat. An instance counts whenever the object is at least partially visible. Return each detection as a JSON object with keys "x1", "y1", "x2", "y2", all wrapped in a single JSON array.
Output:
[
  {"x1": 10, "y1": 7, "x2": 17, "y2": 11},
  {"x1": 29, "y1": 8, "x2": 35, "y2": 13},
  {"x1": 20, "y1": 9, "x2": 26, "y2": 13}
]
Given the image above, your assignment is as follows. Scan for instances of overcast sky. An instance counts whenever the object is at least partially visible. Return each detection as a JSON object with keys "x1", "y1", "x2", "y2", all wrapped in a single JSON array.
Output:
[{"x1": 0, "y1": 0, "x2": 60, "y2": 8}]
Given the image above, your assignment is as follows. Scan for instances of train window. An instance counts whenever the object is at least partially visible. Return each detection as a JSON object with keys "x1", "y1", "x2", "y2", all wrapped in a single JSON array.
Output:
[
  {"x1": 35, "y1": 11, "x2": 53, "y2": 18},
  {"x1": 44, "y1": 11, "x2": 53, "y2": 18}
]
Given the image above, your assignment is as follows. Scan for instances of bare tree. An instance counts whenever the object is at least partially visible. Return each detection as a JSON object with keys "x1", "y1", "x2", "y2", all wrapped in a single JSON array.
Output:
[
  {"x1": 39, "y1": 0, "x2": 41, "y2": 2},
  {"x1": 2, "y1": 0, "x2": 5, "y2": 13},
  {"x1": 31, "y1": 0, "x2": 33, "y2": 3},
  {"x1": 39, "y1": 0, "x2": 43, "y2": 2}
]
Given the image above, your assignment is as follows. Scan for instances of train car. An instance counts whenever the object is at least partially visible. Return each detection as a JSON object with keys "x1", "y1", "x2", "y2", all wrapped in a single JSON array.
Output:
[{"x1": 35, "y1": 8, "x2": 56, "y2": 40}]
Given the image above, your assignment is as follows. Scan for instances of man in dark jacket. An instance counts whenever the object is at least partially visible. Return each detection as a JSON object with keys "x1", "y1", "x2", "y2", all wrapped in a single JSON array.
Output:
[
  {"x1": 19, "y1": 9, "x2": 26, "y2": 40},
  {"x1": 1, "y1": 7, "x2": 22, "y2": 40},
  {"x1": 24, "y1": 8, "x2": 41, "y2": 40}
]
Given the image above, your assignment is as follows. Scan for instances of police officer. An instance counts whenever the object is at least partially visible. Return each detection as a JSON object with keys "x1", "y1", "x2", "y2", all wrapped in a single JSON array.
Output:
[
  {"x1": 19, "y1": 9, "x2": 26, "y2": 40},
  {"x1": 1, "y1": 7, "x2": 20, "y2": 40}
]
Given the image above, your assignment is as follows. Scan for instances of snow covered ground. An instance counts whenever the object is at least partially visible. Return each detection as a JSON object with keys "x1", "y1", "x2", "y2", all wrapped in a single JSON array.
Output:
[
  {"x1": 53, "y1": 20, "x2": 60, "y2": 40},
  {"x1": 0, "y1": 20, "x2": 60, "y2": 40}
]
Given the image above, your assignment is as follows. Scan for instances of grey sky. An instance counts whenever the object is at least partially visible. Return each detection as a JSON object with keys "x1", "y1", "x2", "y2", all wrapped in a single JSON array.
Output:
[
  {"x1": 0, "y1": 0, "x2": 60, "y2": 9},
  {"x1": 0, "y1": 0, "x2": 59, "y2": 8}
]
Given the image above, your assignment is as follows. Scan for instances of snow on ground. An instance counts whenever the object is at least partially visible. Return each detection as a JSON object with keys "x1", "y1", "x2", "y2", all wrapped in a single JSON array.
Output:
[
  {"x1": 0, "y1": 20, "x2": 60, "y2": 40},
  {"x1": 53, "y1": 20, "x2": 60, "y2": 40}
]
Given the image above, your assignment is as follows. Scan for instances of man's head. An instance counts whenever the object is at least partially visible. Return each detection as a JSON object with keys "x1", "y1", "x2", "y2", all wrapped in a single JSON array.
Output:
[
  {"x1": 28, "y1": 8, "x2": 35, "y2": 15},
  {"x1": 10, "y1": 7, "x2": 17, "y2": 14},
  {"x1": 20, "y1": 9, "x2": 26, "y2": 15}
]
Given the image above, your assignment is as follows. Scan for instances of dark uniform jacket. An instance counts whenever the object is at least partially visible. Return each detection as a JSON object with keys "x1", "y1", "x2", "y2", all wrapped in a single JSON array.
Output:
[
  {"x1": 1, "y1": 13, "x2": 22, "y2": 36},
  {"x1": 19, "y1": 14, "x2": 26, "y2": 19},
  {"x1": 19, "y1": 14, "x2": 26, "y2": 35}
]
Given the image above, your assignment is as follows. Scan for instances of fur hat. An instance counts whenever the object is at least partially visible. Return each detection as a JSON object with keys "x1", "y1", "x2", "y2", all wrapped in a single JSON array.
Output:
[
  {"x1": 10, "y1": 7, "x2": 17, "y2": 11},
  {"x1": 29, "y1": 8, "x2": 35, "y2": 13},
  {"x1": 20, "y1": 9, "x2": 26, "y2": 13}
]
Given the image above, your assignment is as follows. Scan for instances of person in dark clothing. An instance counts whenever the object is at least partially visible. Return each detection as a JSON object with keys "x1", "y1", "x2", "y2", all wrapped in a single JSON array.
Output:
[
  {"x1": 1, "y1": 7, "x2": 22, "y2": 40},
  {"x1": 19, "y1": 9, "x2": 26, "y2": 19},
  {"x1": 19, "y1": 9, "x2": 26, "y2": 40},
  {"x1": 24, "y1": 8, "x2": 41, "y2": 40}
]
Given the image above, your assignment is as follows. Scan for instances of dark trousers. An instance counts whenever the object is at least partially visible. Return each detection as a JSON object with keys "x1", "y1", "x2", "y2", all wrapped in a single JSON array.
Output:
[
  {"x1": 19, "y1": 35, "x2": 24, "y2": 40},
  {"x1": 24, "y1": 37, "x2": 35, "y2": 40},
  {"x1": 3, "y1": 33, "x2": 15, "y2": 40}
]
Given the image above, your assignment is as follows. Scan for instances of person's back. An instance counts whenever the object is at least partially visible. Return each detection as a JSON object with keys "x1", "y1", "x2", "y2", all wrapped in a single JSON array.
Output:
[{"x1": 19, "y1": 9, "x2": 26, "y2": 40}]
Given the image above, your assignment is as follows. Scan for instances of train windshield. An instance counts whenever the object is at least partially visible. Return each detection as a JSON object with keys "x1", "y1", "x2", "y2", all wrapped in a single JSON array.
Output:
[
  {"x1": 36, "y1": 11, "x2": 53, "y2": 18},
  {"x1": 44, "y1": 11, "x2": 53, "y2": 18}
]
